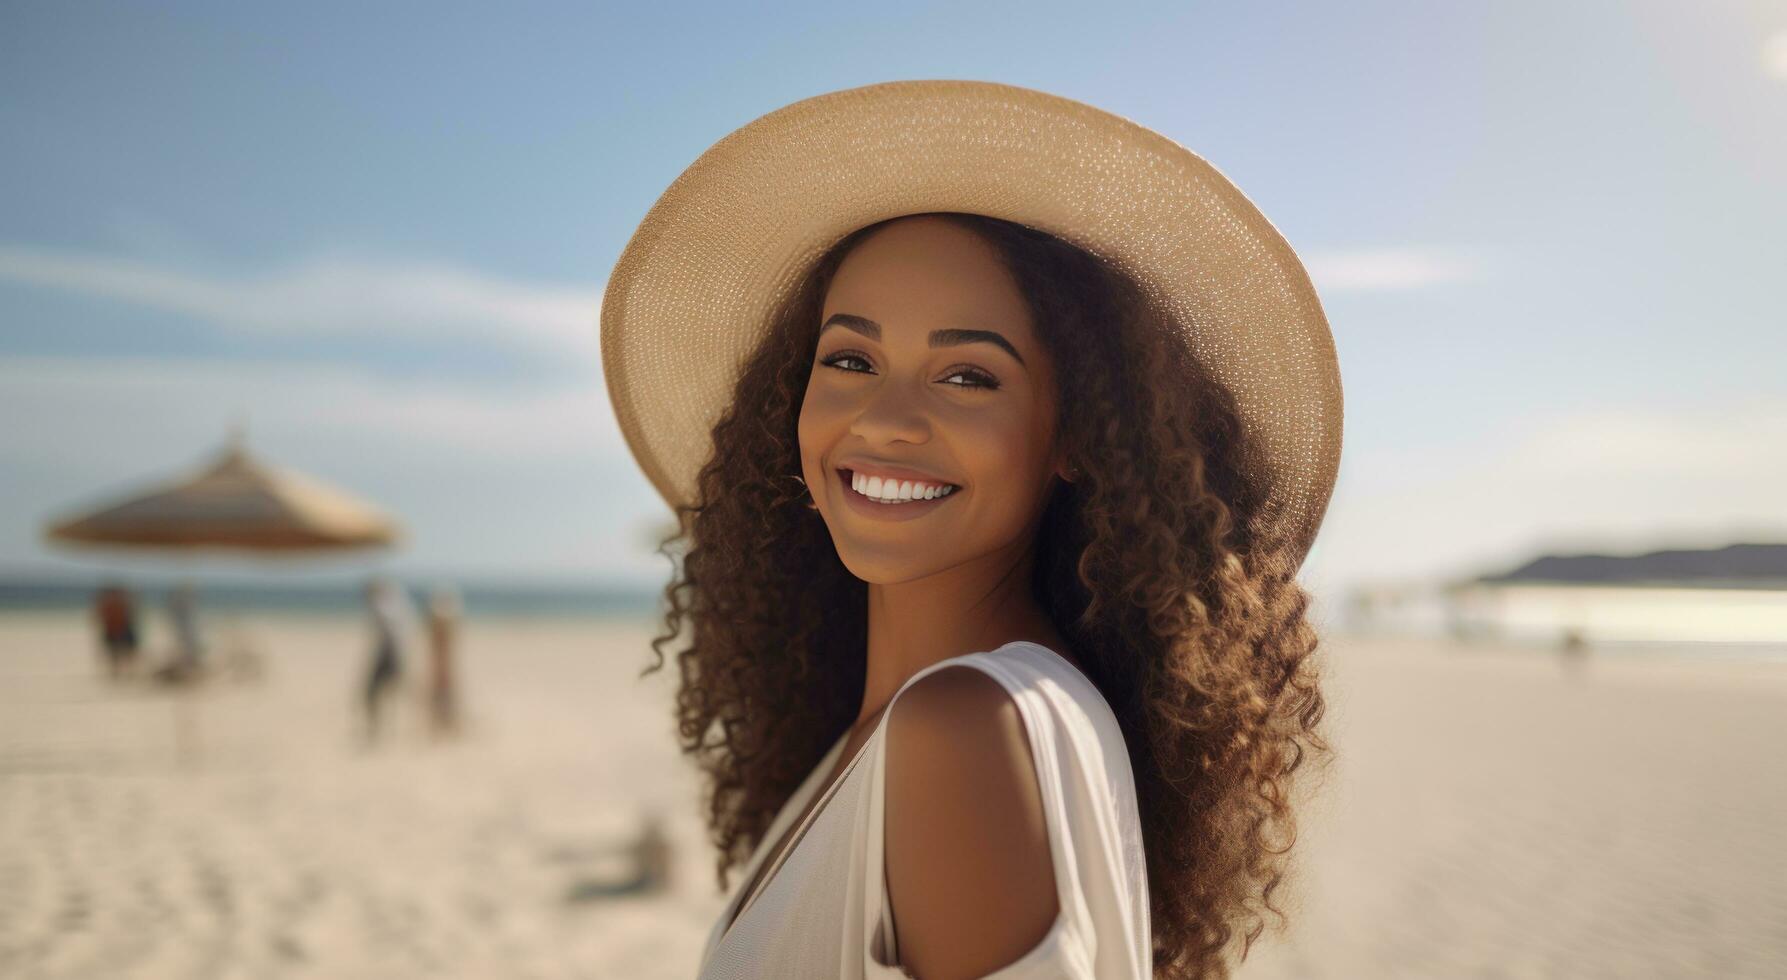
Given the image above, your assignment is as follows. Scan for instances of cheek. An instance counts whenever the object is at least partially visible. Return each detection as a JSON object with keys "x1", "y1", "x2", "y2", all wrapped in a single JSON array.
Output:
[
  {"x1": 955, "y1": 406, "x2": 1049, "y2": 505},
  {"x1": 797, "y1": 387, "x2": 836, "y2": 468}
]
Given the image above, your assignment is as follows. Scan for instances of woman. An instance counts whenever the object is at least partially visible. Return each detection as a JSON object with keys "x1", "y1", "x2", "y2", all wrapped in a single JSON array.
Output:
[
  {"x1": 93, "y1": 582, "x2": 140, "y2": 680},
  {"x1": 361, "y1": 576, "x2": 411, "y2": 742},
  {"x1": 603, "y1": 81, "x2": 1343, "y2": 979},
  {"x1": 423, "y1": 583, "x2": 463, "y2": 737}
]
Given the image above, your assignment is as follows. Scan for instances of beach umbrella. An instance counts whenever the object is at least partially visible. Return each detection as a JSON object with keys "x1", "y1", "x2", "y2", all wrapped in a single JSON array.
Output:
[
  {"x1": 43, "y1": 433, "x2": 401, "y2": 553},
  {"x1": 41, "y1": 431, "x2": 402, "y2": 762}
]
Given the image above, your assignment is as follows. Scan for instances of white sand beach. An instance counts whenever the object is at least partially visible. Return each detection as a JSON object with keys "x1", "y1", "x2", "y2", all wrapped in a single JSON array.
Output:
[{"x1": 1, "y1": 612, "x2": 1783, "y2": 979}]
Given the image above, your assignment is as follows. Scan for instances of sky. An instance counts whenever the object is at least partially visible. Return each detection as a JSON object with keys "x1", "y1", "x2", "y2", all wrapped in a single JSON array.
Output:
[{"x1": 2, "y1": 0, "x2": 1784, "y2": 607}]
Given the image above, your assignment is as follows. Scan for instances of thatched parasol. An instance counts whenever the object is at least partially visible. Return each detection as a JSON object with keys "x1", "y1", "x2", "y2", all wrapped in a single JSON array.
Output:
[{"x1": 43, "y1": 433, "x2": 401, "y2": 553}]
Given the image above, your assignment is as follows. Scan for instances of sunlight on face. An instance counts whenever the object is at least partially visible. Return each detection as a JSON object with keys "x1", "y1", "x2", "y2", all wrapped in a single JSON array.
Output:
[{"x1": 797, "y1": 215, "x2": 1063, "y2": 584}]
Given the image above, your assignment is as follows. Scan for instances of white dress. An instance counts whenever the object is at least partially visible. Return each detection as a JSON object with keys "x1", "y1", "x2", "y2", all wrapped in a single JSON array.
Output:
[{"x1": 694, "y1": 640, "x2": 1152, "y2": 979}]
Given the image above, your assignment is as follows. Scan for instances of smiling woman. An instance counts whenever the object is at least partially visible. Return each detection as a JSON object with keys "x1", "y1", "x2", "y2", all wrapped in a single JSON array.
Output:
[
  {"x1": 601, "y1": 79, "x2": 1343, "y2": 980},
  {"x1": 797, "y1": 216, "x2": 1069, "y2": 583}
]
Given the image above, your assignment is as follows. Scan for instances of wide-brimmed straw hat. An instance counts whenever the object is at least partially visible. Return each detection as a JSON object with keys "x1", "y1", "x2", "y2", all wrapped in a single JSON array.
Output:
[{"x1": 601, "y1": 79, "x2": 1343, "y2": 573}]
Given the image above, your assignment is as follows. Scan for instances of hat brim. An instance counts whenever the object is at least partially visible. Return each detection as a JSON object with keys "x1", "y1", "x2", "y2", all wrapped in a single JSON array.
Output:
[{"x1": 601, "y1": 78, "x2": 1342, "y2": 571}]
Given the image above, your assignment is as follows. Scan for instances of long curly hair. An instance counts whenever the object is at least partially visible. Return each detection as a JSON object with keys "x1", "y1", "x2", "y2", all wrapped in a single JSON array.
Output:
[{"x1": 640, "y1": 211, "x2": 1333, "y2": 979}]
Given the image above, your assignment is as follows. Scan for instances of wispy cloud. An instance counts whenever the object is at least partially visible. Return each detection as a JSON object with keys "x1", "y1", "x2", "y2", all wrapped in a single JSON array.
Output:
[
  {"x1": 0, "y1": 244, "x2": 603, "y2": 359},
  {"x1": 1766, "y1": 31, "x2": 1787, "y2": 80},
  {"x1": 0, "y1": 355, "x2": 629, "y2": 468},
  {"x1": 1302, "y1": 247, "x2": 1487, "y2": 291}
]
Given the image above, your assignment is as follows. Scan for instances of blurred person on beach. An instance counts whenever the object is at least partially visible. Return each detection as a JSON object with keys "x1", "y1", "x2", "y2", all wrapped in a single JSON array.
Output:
[
  {"x1": 1559, "y1": 626, "x2": 1591, "y2": 678},
  {"x1": 361, "y1": 575, "x2": 418, "y2": 743},
  {"x1": 151, "y1": 581, "x2": 207, "y2": 685},
  {"x1": 92, "y1": 582, "x2": 140, "y2": 679},
  {"x1": 423, "y1": 583, "x2": 463, "y2": 737},
  {"x1": 607, "y1": 82, "x2": 1343, "y2": 980}
]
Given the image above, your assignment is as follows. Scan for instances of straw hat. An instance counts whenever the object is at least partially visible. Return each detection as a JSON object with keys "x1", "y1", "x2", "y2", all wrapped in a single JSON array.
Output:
[{"x1": 601, "y1": 79, "x2": 1342, "y2": 572}]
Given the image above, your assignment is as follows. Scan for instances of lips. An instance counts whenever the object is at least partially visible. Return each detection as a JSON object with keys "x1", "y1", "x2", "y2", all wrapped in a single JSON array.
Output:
[{"x1": 834, "y1": 459, "x2": 960, "y2": 486}]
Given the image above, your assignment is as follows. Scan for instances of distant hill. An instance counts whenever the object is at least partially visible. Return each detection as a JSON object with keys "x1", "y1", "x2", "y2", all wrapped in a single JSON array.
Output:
[{"x1": 1478, "y1": 542, "x2": 1787, "y2": 588}]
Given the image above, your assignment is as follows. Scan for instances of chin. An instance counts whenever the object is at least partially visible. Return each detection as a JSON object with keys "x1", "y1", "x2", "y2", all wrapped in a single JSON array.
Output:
[{"x1": 831, "y1": 545, "x2": 943, "y2": 586}]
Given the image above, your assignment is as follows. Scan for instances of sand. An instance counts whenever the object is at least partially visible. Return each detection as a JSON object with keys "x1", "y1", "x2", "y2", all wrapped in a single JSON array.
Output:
[
  {"x1": 1245, "y1": 635, "x2": 1787, "y2": 979},
  {"x1": 1, "y1": 612, "x2": 1783, "y2": 979}
]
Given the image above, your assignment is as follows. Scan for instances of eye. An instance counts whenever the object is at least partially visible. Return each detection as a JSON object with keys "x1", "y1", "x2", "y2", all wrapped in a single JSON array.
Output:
[
  {"x1": 819, "y1": 350, "x2": 873, "y2": 374},
  {"x1": 939, "y1": 366, "x2": 1001, "y2": 391}
]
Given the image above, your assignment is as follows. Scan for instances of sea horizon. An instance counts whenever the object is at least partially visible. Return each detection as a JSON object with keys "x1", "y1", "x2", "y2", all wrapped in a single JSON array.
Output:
[{"x1": 0, "y1": 574, "x2": 664, "y2": 619}]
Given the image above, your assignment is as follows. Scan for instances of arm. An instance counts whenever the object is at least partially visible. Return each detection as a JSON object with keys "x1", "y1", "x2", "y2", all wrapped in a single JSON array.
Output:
[{"x1": 884, "y1": 666, "x2": 1060, "y2": 980}]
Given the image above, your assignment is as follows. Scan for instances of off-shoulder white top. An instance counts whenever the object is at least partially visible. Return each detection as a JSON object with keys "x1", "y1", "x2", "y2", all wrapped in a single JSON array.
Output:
[{"x1": 694, "y1": 640, "x2": 1151, "y2": 978}]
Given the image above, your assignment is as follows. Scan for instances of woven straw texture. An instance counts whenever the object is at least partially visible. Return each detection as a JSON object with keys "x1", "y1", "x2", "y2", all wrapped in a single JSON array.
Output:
[{"x1": 601, "y1": 79, "x2": 1342, "y2": 571}]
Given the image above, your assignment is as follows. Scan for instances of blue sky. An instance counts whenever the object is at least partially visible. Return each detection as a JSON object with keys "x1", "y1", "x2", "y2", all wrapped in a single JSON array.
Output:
[{"x1": 3, "y1": 1, "x2": 1783, "y2": 607}]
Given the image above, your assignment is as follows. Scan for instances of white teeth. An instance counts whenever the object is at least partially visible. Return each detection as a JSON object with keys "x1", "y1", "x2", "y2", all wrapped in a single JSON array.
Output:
[{"x1": 845, "y1": 470, "x2": 959, "y2": 504}]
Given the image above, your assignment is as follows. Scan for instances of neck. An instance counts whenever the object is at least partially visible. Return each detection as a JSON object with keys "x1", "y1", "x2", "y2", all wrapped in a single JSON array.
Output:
[{"x1": 855, "y1": 533, "x2": 1062, "y2": 727}]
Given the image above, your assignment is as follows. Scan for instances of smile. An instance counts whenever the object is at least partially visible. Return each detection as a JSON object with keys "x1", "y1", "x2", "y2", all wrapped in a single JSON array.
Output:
[
  {"x1": 846, "y1": 469, "x2": 958, "y2": 503},
  {"x1": 835, "y1": 467, "x2": 962, "y2": 520}
]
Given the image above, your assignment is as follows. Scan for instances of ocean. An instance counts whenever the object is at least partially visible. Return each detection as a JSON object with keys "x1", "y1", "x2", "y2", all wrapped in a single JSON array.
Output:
[{"x1": 0, "y1": 578, "x2": 663, "y2": 619}]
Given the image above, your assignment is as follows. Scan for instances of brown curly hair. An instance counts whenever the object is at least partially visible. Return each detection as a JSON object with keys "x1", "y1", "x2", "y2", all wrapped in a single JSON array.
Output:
[{"x1": 640, "y1": 211, "x2": 1334, "y2": 979}]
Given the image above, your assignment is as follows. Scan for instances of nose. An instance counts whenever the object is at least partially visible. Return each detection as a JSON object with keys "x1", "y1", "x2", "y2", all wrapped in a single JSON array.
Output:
[{"x1": 848, "y1": 373, "x2": 932, "y2": 447}]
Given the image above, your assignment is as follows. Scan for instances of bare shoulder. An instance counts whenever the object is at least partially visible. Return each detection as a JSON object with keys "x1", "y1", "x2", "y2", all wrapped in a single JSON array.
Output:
[{"x1": 884, "y1": 664, "x2": 1060, "y2": 979}]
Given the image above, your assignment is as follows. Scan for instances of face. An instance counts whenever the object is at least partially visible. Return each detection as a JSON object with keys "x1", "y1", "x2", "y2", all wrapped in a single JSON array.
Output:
[{"x1": 797, "y1": 215, "x2": 1067, "y2": 584}]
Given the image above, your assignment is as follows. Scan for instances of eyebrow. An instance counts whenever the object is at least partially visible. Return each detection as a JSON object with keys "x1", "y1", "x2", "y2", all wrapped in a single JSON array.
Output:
[{"x1": 818, "y1": 313, "x2": 1026, "y2": 367}]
